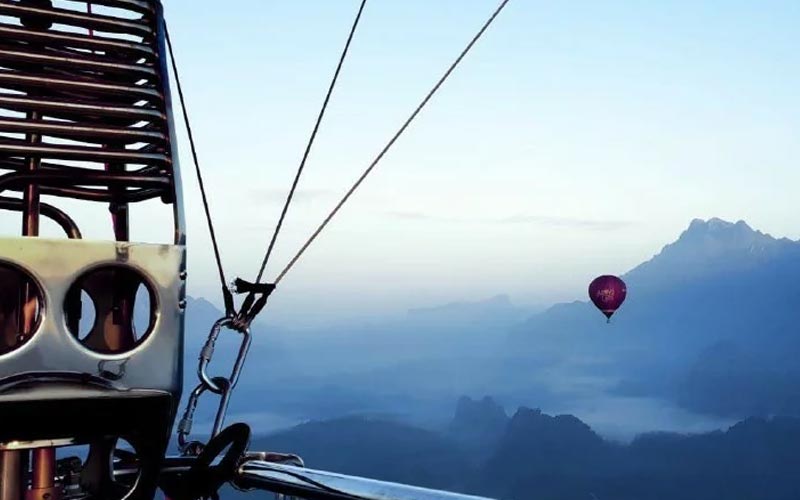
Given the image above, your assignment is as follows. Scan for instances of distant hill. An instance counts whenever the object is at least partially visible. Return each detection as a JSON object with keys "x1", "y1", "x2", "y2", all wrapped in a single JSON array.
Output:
[
  {"x1": 408, "y1": 294, "x2": 536, "y2": 328},
  {"x1": 481, "y1": 409, "x2": 800, "y2": 500},
  {"x1": 447, "y1": 395, "x2": 509, "y2": 455},
  {"x1": 249, "y1": 416, "x2": 472, "y2": 492},
  {"x1": 479, "y1": 406, "x2": 611, "y2": 486}
]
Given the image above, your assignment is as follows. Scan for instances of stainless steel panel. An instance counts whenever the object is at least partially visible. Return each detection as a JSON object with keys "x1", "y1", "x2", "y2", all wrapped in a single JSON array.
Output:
[{"x1": 0, "y1": 237, "x2": 186, "y2": 397}]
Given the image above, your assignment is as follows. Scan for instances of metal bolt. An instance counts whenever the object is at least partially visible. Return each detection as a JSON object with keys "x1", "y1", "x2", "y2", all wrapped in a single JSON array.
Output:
[
  {"x1": 178, "y1": 299, "x2": 187, "y2": 310},
  {"x1": 179, "y1": 270, "x2": 188, "y2": 280}
]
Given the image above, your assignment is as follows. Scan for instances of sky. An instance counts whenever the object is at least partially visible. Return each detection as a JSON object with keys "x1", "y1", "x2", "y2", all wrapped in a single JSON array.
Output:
[{"x1": 14, "y1": 0, "x2": 800, "y2": 322}]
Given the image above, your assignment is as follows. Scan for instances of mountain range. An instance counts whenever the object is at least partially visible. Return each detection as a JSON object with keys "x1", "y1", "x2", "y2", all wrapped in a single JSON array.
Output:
[
  {"x1": 182, "y1": 217, "x2": 800, "y2": 440},
  {"x1": 514, "y1": 217, "x2": 800, "y2": 418}
]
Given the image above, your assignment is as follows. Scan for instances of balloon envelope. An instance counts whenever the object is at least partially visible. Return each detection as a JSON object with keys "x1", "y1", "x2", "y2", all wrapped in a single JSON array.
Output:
[{"x1": 589, "y1": 275, "x2": 627, "y2": 319}]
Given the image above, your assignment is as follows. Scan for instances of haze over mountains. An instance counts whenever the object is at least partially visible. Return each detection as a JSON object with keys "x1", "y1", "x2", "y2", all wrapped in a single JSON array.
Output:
[
  {"x1": 226, "y1": 397, "x2": 800, "y2": 500},
  {"x1": 183, "y1": 217, "x2": 800, "y2": 441}
]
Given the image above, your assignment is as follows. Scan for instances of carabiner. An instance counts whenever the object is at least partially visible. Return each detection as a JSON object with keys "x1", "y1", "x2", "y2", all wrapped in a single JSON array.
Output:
[{"x1": 197, "y1": 317, "x2": 252, "y2": 394}]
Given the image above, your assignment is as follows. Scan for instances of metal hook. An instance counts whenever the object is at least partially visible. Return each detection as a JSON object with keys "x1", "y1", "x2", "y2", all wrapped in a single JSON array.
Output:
[{"x1": 197, "y1": 317, "x2": 252, "y2": 394}]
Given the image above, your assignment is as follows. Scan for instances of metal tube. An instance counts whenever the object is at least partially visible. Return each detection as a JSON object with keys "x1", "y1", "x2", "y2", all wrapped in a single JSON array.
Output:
[
  {"x1": 0, "y1": 158, "x2": 162, "y2": 175},
  {"x1": 22, "y1": 102, "x2": 52, "y2": 500},
  {"x1": 22, "y1": 111, "x2": 41, "y2": 240},
  {"x1": 28, "y1": 448, "x2": 59, "y2": 500},
  {"x1": 0, "y1": 4, "x2": 153, "y2": 37},
  {"x1": 0, "y1": 197, "x2": 83, "y2": 239},
  {"x1": 31, "y1": 448, "x2": 55, "y2": 490},
  {"x1": 0, "y1": 95, "x2": 165, "y2": 123},
  {"x1": 0, "y1": 25, "x2": 154, "y2": 57},
  {"x1": 0, "y1": 143, "x2": 169, "y2": 165},
  {"x1": 0, "y1": 71, "x2": 163, "y2": 102},
  {"x1": 38, "y1": 186, "x2": 165, "y2": 203},
  {"x1": 108, "y1": 166, "x2": 131, "y2": 241},
  {"x1": 154, "y1": 4, "x2": 187, "y2": 245},
  {"x1": 0, "y1": 450, "x2": 25, "y2": 500},
  {"x1": 0, "y1": 48, "x2": 159, "y2": 79},
  {"x1": 0, "y1": 117, "x2": 167, "y2": 144},
  {"x1": 79, "y1": 0, "x2": 155, "y2": 13}
]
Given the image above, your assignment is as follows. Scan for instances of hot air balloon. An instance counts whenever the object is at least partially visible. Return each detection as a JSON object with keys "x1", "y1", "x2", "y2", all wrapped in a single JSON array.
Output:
[{"x1": 589, "y1": 275, "x2": 627, "y2": 322}]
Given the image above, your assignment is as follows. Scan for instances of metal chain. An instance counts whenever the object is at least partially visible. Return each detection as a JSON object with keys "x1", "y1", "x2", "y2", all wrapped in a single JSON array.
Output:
[{"x1": 177, "y1": 318, "x2": 252, "y2": 454}]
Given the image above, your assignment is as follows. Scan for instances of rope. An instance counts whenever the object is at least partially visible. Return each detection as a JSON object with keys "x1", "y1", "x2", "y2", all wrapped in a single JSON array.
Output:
[
  {"x1": 253, "y1": 0, "x2": 368, "y2": 284},
  {"x1": 274, "y1": 0, "x2": 512, "y2": 284},
  {"x1": 164, "y1": 24, "x2": 234, "y2": 313}
]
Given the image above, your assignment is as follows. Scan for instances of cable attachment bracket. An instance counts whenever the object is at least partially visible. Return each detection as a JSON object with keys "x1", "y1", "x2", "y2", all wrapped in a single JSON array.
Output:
[{"x1": 230, "y1": 278, "x2": 276, "y2": 331}]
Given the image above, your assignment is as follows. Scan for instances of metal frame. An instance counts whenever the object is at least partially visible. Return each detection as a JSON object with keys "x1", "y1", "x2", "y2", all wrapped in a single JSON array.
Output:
[
  {"x1": 154, "y1": 0, "x2": 187, "y2": 246},
  {"x1": 0, "y1": 0, "x2": 184, "y2": 245}
]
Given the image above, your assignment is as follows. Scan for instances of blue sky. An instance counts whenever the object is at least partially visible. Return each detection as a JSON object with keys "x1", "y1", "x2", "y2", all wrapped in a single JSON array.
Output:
[
  {"x1": 54, "y1": 1, "x2": 800, "y2": 321},
  {"x1": 158, "y1": 0, "x2": 800, "y2": 319}
]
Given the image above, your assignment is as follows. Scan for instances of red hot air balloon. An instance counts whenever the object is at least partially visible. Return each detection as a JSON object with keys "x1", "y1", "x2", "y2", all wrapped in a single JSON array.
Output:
[{"x1": 589, "y1": 275, "x2": 627, "y2": 322}]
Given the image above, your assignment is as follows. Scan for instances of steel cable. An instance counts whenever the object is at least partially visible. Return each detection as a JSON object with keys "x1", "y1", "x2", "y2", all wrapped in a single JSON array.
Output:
[
  {"x1": 164, "y1": 23, "x2": 232, "y2": 311},
  {"x1": 275, "y1": 0, "x2": 512, "y2": 284},
  {"x1": 253, "y1": 0, "x2": 369, "y2": 284}
]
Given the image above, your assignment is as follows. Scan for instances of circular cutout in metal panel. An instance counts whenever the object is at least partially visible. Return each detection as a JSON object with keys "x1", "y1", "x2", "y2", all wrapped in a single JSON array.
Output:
[
  {"x1": 0, "y1": 261, "x2": 44, "y2": 355},
  {"x1": 65, "y1": 265, "x2": 156, "y2": 355}
]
